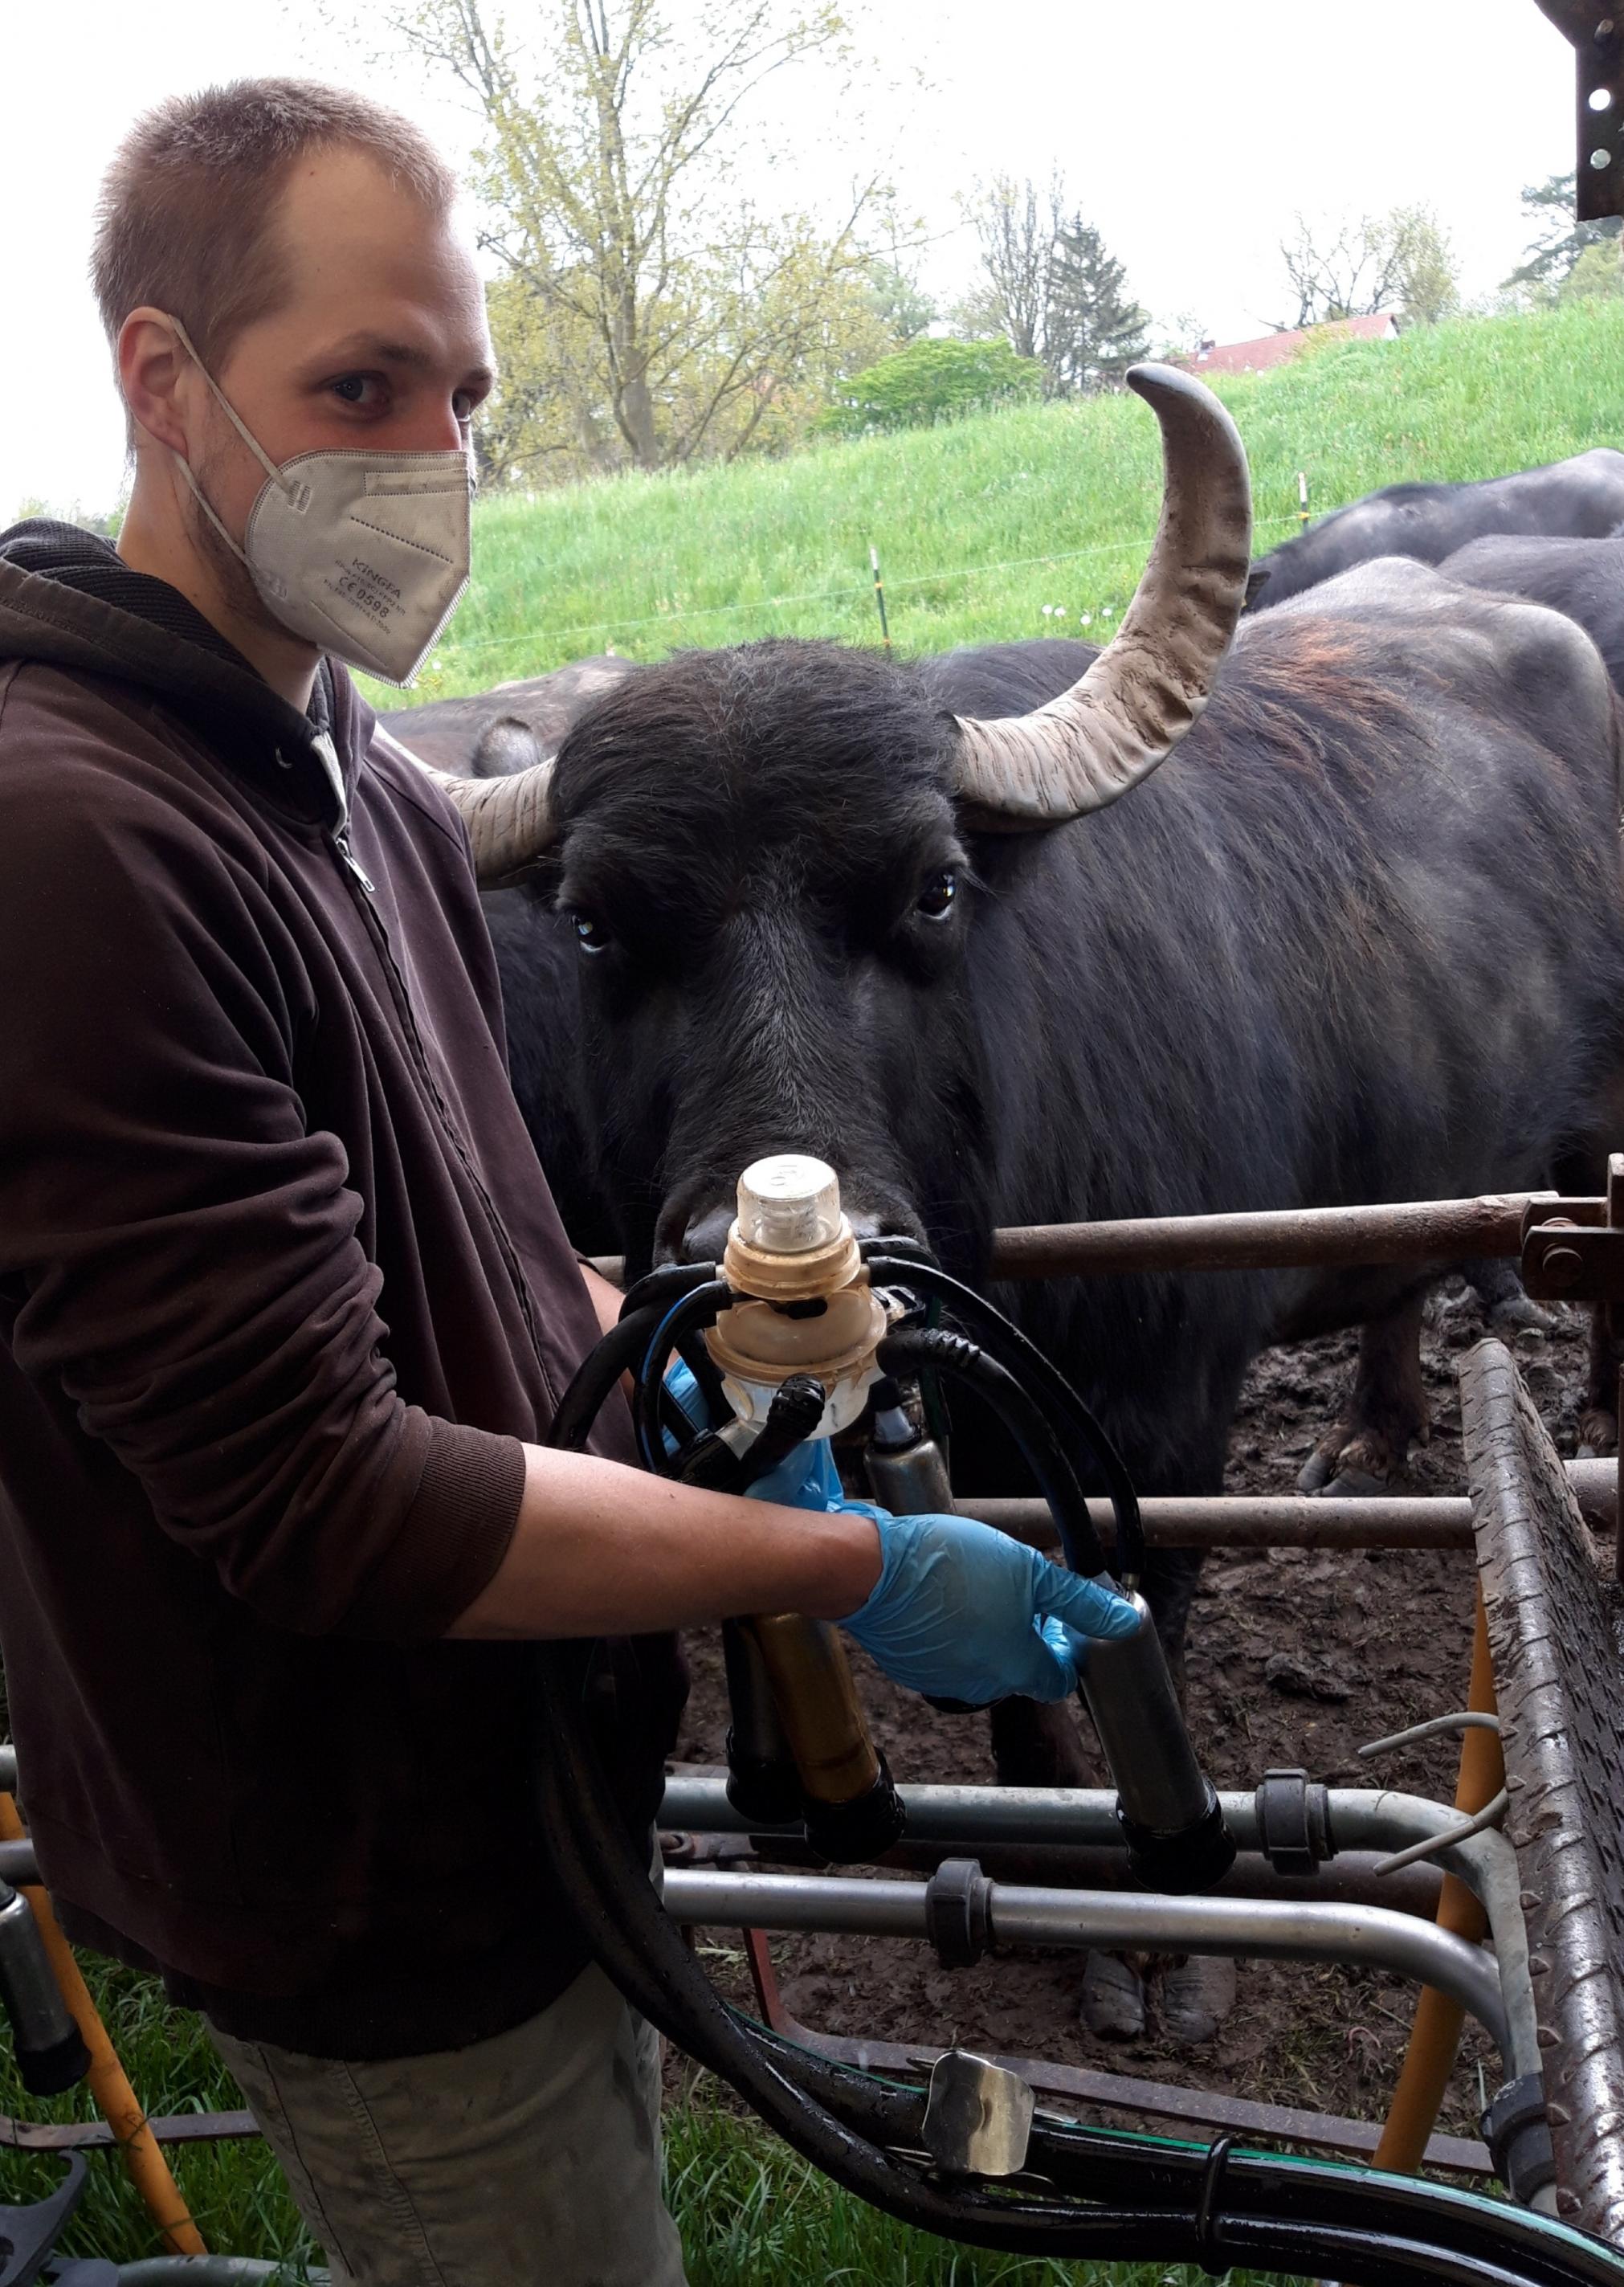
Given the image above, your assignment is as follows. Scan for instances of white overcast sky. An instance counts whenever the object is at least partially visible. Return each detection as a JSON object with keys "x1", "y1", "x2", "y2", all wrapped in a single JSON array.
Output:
[{"x1": 2, "y1": 0, "x2": 1578, "y2": 521}]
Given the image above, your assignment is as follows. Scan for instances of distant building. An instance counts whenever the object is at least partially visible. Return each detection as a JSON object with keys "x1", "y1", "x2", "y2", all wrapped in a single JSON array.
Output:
[{"x1": 1178, "y1": 311, "x2": 1402, "y2": 378}]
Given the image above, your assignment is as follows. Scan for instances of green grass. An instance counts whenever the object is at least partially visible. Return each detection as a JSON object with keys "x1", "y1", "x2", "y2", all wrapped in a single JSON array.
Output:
[
  {"x1": 0, "y1": 1951, "x2": 1297, "y2": 2283},
  {"x1": 373, "y1": 296, "x2": 1624, "y2": 711}
]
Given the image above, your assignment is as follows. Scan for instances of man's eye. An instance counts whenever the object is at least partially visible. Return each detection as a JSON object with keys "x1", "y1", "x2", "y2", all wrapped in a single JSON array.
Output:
[
  {"x1": 330, "y1": 374, "x2": 384, "y2": 408},
  {"x1": 916, "y1": 868, "x2": 958, "y2": 921},
  {"x1": 573, "y1": 913, "x2": 612, "y2": 955}
]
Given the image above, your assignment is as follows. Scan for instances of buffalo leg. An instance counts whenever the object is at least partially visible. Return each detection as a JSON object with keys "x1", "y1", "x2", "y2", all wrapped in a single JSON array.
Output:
[
  {"x1": 987, "y1": 1695, "x2": 1091, "y2": 1787},
  {"x1": 1459, "y1": 1256, "x2": 1553, "y2": 1334},
  {"x1": 1580, "y1": 1305, "x2": 1621, "y2": 1456},
  {"x1": 1298, "y1": 1288, "x2": 1429, "y2": 1497}
]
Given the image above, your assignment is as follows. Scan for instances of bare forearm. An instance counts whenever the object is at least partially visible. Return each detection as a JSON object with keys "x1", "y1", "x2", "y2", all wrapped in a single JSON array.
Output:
[
  {"x1": 577, "y1": 1261, "x2": 623, "y2": 1339},
  {"x1": 445, "y1": 1443, "x2": 882, "y2": 1640}
]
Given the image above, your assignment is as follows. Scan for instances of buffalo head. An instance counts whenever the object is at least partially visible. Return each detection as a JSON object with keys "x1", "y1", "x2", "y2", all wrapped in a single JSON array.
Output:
[{"x1": 406, "y1": 365, "x2": 1252, "y2": 1269}]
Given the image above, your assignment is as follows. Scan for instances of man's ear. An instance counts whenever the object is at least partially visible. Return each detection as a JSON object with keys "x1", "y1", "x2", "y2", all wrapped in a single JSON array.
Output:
[{"x1": 117, "y1": 308, "x2": 193, "y2": 455}]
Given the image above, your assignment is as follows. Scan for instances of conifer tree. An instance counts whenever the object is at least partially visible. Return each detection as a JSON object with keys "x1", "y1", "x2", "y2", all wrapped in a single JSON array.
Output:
[{"x1": 1045, "y1": 214, "x2": 1151, "y2": 392}]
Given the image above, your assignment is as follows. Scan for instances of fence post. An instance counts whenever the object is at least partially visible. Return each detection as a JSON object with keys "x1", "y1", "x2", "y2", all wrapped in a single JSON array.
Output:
[{"x1": 870, "y1": 545, "x2": 892, "y2": 648}]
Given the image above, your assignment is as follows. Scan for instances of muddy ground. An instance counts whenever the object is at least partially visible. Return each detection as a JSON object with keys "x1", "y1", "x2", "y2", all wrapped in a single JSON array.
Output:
[{"x1": 665, "y1": 1281, "x2": 1597, "y2": 2143}]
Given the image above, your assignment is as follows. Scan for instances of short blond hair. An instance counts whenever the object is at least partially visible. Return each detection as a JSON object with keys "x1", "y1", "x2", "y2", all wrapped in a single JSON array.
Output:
[{"x1": 92, "y1": 77, "x2": 459, "y2": 379}]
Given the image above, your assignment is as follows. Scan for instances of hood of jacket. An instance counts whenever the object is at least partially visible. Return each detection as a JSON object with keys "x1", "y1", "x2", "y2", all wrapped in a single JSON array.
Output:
[{"x1": 0, "y1": 517, "x2": 365, "y2": 826}]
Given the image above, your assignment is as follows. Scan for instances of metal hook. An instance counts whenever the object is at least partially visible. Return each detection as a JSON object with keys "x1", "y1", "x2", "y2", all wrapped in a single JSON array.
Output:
[
  {"x1": 1356, "y1": 1709, "x2": 1507, "y2": 1875},
  {"x1": 1357, "y1": 1709, "x2": 1500, "y2": 1759}
]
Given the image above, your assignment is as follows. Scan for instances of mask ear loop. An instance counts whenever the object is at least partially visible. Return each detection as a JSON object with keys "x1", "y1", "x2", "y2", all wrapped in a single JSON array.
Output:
[{"x1": 162, "y1": 313, "x2": 292, "y2": 564}]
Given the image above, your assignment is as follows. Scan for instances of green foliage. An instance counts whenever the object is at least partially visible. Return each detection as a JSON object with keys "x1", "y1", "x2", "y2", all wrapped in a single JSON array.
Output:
[
  {"x1": 1385, "y1": 205, "x2": 1461, "y2": 327},
  {"x1": 818, "y1": 337, "x2": 1044, "y2": 437},
  {"x1": 863, "y1": 259, "x2": 938, "y2": 347},
  {"x1": 391, "y1": 0, "x2": 892, "y2": 484},
  {"x1": 365, "y1": 297, "x2": 1624, "y2": 708},
  {"x1": 1504, "y1": 171, "x2": 1622, "y2": 301},
  {"x1": 1560, "y1": 239, "x2": 1624, "y2": 302}
]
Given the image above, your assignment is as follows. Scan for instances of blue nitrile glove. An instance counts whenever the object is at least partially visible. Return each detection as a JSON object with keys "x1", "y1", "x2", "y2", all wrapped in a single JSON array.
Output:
[
  {"x1": 663, "y1": 1358, "x2": 708, "y2": 1452},
  {"x1": 748, "y1": 1439, "x2": 1140, "y2": 1705}
]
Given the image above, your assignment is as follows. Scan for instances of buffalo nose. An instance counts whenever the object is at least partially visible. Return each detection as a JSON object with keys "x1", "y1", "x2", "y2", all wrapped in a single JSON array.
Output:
[{"x1": 681, "y1": 1206, "x2": 736, "y2": 1265}]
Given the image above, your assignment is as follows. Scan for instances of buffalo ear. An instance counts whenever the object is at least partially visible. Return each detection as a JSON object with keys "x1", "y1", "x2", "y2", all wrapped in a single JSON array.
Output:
[
  {"x1": 472, "y1": 716, "x2": 548, "y2": 780},
  {"x1": 1242, "y1": 563, "x2": 1271, "y2": 611}
]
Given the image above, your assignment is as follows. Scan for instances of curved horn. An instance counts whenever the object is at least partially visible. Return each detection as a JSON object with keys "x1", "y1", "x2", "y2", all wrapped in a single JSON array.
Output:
[
  {"x1": 372, "y1": 724, "x2": 559, "y2": 886},
  {"x1": 951, "y1": 363, "x2": 1252, "y2": 827}
]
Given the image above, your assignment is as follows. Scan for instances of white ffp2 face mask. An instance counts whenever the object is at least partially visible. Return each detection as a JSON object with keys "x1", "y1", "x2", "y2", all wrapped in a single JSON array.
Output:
[{"x1": 164, "y1": 314, "x2": 474, "y2": 687}]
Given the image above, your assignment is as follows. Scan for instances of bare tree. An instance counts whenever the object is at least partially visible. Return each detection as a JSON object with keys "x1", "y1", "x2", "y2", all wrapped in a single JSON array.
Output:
[
  {"x1": 379, "y1": 0, "x2": 892, "y2": 477},
  {"x1": 968, "y1": 172, "x2": 1066, "y2": 361},
  {"x1": 1273, "y1": 206, "x2": 1460, "y2": 331},
  {"x1": 1275, "y1": 212, "x2": 1406, "y2": 329}
]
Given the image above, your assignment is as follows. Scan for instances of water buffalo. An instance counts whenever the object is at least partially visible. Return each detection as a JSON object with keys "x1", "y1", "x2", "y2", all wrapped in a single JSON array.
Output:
[
  {"x1": 1245, "y1": 447, "x2": 1624, "y2": 611},
  {"x1": 380, "y1": 654, "x2": 637, "y2": 774},
  {"x1": 1439, "y1": 527, "x2": 1624, "y2": 696},
  {"x1": 390, "y1": 368, "x2": 1624, "y2": 2036},
  {"x1": 393, "y1": 364, "x2": 1624, "y2": 1550}
]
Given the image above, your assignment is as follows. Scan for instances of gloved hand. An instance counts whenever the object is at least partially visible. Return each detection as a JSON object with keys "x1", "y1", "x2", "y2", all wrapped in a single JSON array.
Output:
[{"x1": 748, "y1": 1438, "x2": 1140, "y2": 1705}]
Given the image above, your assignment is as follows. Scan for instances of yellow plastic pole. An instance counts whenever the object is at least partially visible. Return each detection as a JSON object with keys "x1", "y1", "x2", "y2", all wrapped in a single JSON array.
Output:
[
  {"x1": 0, "y1": 1792, "x2": 206, "y2": 2255},
  {"x1": 1372, "y1": 1587, "x2": 1504, "y2": 2175}
]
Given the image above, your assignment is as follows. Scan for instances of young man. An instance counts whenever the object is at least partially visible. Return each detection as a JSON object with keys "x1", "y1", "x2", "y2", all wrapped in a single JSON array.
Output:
[{"x1": 0, "y1": 80, "x2": 1132, "y2": 2285}]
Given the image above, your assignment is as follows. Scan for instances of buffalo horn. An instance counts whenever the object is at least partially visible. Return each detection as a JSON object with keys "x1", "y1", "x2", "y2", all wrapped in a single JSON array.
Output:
[
  {"x1": 951, "y1": 363, "x2": 1252, "y2": 827},
  {"x1": 373, "y1": 725, "x2": 559, "y2": 886}
]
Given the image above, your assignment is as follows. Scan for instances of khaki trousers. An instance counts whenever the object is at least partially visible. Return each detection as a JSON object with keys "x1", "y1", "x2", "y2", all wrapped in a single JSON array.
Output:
[{"x1": 207, "y1": 1964, "x2": 688, "y2": 2287}]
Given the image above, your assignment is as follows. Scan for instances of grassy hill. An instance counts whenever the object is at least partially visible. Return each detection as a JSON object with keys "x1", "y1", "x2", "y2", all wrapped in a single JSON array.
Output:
[{"x1": 381, "y1": 296, "x2": 1624, "y2": 710}]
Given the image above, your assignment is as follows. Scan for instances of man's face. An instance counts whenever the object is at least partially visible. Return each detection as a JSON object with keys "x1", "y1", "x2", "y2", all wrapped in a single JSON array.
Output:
[{"x1": 179, "y1": 146, "x2": 494, "y2": 615}]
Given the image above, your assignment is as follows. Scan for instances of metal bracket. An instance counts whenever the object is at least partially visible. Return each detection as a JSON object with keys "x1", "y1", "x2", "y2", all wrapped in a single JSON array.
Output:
[
  {"x1": 1521, "y1": 1158, "x2": 1624, "y2": 1303},
  {"x1": 1536, "y1": 4, "x2": 1624, "y2": 218},
  {"x1": 920, "y1": 2050, "x2": 1034, "y2": 2178},
  {"x1": 923, "y1": 1857, "x2": 994, "y2": 1970},
  {"x1": 0, "y1": 2150, "x2": 88, "y2": 2287},
  {"x1": 1252, "y1": 1769, "x2": 1331, "y2": 1878},
  {"x1": 1483, "y1": 2072, "x2": 1558, "y2": 2207}
]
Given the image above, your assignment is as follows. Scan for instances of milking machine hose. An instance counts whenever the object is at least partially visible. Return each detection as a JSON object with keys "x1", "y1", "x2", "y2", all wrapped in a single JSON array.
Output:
[
  {"x1": 528, "y1": 1272, "x2": 1624, "y2": 2282},
  {"x1": 861, "y1": 1248, "x2": 1147, "y2": 1584}
]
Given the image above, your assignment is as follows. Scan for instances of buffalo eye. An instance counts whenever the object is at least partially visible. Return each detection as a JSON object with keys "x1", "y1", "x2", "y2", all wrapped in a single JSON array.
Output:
[
  {"x1": 572, "y1": 911, "x2": 612, "y2": 955},
  {"x1": 915, "y1": 868, "x2": 958, "y2": 922}
]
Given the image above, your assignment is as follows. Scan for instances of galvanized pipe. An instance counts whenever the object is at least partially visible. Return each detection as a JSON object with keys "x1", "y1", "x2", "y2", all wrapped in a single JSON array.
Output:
[
  {"x1": 959, "y1": 1460, "x2": 1615, "y2": 1552},
  {"x1": 660, "y1": 1776, "x2": 1538, "y2": 2082},
  {"x1": 661, "y1": 1867, "x2": 1511, "y2": 2063}
]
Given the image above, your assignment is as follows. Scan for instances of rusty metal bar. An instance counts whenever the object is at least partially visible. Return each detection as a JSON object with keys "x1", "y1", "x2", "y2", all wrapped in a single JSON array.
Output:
[
  {"x1": 0, "y1": 2108, "x2": 259, "y2": 2151},
  {"x1": 590, "y1": 1189, "x2": 1558, "y2": 1293},
  {"x1": 986, "y1": 1192, "x2": 1549, "y2": 1281},
  {"x1": 972, "y1": 1493, "x2": 1472, "y2": 1551}
]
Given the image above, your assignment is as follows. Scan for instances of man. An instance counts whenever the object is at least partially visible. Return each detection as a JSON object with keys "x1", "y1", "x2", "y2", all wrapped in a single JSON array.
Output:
[{"x1": 0, "y1": 80, "x2": 1132, "y2": 2284}]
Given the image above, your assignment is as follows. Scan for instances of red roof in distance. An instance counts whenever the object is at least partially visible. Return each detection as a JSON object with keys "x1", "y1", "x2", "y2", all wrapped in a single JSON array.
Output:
[{"x1": 1177, "y1": 311, "x2": 1401, "y2": 377}]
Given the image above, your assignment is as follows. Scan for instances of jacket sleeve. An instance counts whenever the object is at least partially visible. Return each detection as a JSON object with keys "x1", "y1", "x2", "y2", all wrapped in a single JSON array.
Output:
[{"x1": 0, "y1": 751, "x2": 524, "y2": 1640}]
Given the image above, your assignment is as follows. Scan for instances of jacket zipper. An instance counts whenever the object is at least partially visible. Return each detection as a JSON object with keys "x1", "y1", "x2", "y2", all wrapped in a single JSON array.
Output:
[
  {"x1": 307, "y1": 733, "x2": 557, "y2": 1397},
  {"x1": 311, "y1": 731, "x2": 376, "y2": 894}
]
